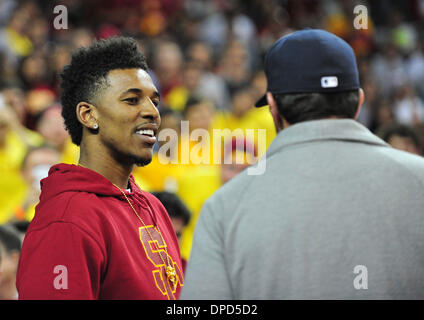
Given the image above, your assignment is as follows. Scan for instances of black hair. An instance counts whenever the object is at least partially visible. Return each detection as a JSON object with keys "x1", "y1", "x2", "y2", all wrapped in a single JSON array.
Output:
[
  {"x1": 273, "y1": 90, "x2": 359, "y2": 124},
  {"x1": 60, "y1": 37, "x2": 148, "y2": 146},
  {"x1": 378, "y1": 123, "x2": 422, "y2": 150},
  {"x1": 151, "y1": 192, "x2": 191, "y2": 226},
  {"x1": 0, "y1": 225, "x2": 22, "y2": 254}
]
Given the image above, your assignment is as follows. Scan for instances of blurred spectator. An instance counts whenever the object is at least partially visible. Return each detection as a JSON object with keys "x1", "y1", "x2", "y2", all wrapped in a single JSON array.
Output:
[
  {"x1": 378, "y1": 123, "x2": 423, "y2": 156},
  {"x1": 393, "y1": 83, "x2": 424, "y2": 125},
  {"x1": 0, "y1": 86, "x2": 27, "y2": 125},
  {"x1": 19, "y1": 53, "x2": 51, "y2": 90},
  {"x1": 182, "y1": 95, "x2": 217, "y2": 166},
  {"x1": 151, "y1": 192, "x2": 190, "y2": 243},
  {"x1": 183, "y1": 95, "x2": 215, "y2": 132},
  {"x1": 0, "y1": 224, "x2": 21, "y2": 299},
  {"x1": 25, "y1": 88, "x2": 56, "y2": 120},
  {"x1": 34, "y1": 104, "x2": 79, "y2": 164},
  {"x1": 405, "y1": 31, "x2": 424, "y2": 99},
  {"x1": 389, "y1": 10, "x2": 417, "y2": 55},
  {"x1": 152, "y1": 41, "x2": 183, "y2": 101},
  {"x1": 212, "y1": 85, "x2": 276, "y2": 155},
  {"x1": 217, "y1": 39, "x2": 252, "y2": 95},
  {"x1": 167, "y1": 56, "x2": 230, "y2": 111},
  {"x1": 371, "y1": 42, "x2": 409, "y2": 97},
  {"x1": 0, "y1": 98, "x2": 43, "y2": 224},
  {"x1": 71, "y1": 28, "x2": 95, "y2": 49},
  {"x1": 166, "y1": 60, "x2": 203, "y2": 112},
  {"x1": 26, "y1": 16, "x2": 49, "y2": 52},
  {"x1": 0, "y1": 6, "x2": 33, "y2": 72},
  {"x1": 13, "y1": 145, "x2": 61, "y2": 222}
]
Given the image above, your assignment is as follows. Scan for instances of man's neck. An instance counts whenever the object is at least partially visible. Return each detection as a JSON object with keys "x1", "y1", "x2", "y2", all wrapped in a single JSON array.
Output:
[{"x1": 78, "y1": 142, "x2": 133, "y2": 190}]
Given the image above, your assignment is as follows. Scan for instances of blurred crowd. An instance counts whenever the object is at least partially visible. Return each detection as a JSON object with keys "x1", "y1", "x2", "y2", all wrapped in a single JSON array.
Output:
[{"x1": 1, "y1": 0, "x2": 424, "y2": 299}]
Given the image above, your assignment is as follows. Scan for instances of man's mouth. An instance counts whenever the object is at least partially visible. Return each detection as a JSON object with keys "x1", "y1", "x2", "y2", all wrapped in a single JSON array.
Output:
[
  {"x1": 134, "y1": 125, "x2": 158, "y2": 145},
  {"x1": 135, "y1": 129, "x2": 155, "y2": 137}
]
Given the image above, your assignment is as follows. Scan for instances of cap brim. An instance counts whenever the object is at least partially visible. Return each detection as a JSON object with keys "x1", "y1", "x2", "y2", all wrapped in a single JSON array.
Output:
[{"x1": 254, "y1": 94, "x2": 268, "y2": 107}]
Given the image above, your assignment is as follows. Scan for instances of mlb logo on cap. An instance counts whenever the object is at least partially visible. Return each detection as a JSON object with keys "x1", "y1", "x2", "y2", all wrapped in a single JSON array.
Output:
[{"x1": 321, "y1": 76, "x2": 338, "y2": 88}]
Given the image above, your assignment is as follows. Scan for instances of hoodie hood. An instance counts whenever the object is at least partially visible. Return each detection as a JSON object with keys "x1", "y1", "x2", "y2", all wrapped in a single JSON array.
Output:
[{"x1": 40, "y1": 163, "x2": 142, "y2": 202}]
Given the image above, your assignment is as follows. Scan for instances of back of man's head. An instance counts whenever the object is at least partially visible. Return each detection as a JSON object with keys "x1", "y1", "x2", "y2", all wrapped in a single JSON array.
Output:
[{"x1": 255, "y1": 29, "x2": 361, "y2": 126}]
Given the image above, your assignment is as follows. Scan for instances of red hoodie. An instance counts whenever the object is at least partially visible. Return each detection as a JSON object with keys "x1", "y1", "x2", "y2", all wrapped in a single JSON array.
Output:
[{"x1": 17, "y1": 164, "x2": 184, "y2": 300}]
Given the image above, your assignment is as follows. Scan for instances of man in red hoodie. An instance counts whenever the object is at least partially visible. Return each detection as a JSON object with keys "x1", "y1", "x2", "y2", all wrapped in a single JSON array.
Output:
[{"x1": 16, "y1": 37, "x2": 184, "y2": 299}]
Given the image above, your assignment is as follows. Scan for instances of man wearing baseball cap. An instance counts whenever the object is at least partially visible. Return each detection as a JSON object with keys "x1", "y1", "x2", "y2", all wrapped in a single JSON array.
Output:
[{"x1": 181, "y1": 29, "x2": 424, "y2": 299}]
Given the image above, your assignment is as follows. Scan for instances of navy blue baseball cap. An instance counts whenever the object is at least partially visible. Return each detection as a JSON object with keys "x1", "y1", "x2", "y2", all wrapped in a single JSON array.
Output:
[{"x1": 255, "y1": 29, "x2": 360, "y2": 107}]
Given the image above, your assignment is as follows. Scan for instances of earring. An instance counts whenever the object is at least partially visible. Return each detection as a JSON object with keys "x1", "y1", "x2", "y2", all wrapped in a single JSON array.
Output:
[{"x1": 93, "y1": 123, "x2": 99, "y2": 130}]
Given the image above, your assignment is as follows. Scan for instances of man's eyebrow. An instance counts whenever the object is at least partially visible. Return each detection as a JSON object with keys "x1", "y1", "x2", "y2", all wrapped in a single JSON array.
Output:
[
  {"x1": 120, "y1": 88, "x2": 142, "y2": 97},
  {"x1": 120, "y1": 88, "x2": 160, "y2": 100},
  {"x1": 152, "y1": 91, "x2": 160, "y2": 100}
]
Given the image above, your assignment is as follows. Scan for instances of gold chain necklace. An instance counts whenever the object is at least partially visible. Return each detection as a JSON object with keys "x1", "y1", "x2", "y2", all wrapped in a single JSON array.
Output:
[
  {"x1": 112, "y1": 183, "x2": 177, "y2": 290},
  {"x1": 78, "y1": 164, "x2": 177, "y2": 290}
]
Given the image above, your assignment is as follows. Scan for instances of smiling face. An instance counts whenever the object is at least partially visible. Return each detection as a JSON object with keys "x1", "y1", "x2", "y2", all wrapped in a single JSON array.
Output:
[{"x1": 89, "y1": 68, "x2": 161, "y2": 167}]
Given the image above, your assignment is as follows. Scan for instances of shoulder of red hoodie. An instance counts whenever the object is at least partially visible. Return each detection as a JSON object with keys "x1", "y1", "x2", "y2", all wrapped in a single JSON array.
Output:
[{"x1": 17, "y1": 163, "x2": 184, "y2": 300}]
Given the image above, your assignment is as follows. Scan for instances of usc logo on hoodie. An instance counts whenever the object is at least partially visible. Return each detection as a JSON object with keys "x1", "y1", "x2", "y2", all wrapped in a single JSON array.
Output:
[{"x1": 139, "y1": 225, "x2": 184, "y2": 300}]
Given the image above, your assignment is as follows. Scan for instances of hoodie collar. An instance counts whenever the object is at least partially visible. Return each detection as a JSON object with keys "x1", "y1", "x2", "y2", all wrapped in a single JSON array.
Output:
[{"x1": 40, "y1": 163, "x2": 143, "y2": 202}]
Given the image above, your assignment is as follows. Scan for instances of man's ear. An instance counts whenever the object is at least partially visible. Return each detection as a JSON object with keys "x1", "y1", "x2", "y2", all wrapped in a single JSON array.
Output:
[
  {"x1": 266, "y1": 92, "x2": 285, "y2": 131},
  {"x1": 76, "y1": 102, "x2": 99, "y2": 130},
  {"x1": 354, "y1": 88, "x2": 365, "y2": 120}
]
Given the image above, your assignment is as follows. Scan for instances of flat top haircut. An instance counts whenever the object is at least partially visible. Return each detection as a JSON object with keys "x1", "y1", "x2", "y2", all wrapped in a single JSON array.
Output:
[{"x1": 60, "y1": 37, "x2": 148, "y2": 146}]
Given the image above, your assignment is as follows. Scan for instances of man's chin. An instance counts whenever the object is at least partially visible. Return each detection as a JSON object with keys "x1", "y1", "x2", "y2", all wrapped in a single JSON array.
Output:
[{"x1": 131, "y1": 155, "x2": 152, "y2": 167}]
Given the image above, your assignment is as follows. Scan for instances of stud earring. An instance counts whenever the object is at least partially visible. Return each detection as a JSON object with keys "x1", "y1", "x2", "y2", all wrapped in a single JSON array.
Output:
[{"x1": 93, "y1": 123, "x2": 99, "y2": 130}]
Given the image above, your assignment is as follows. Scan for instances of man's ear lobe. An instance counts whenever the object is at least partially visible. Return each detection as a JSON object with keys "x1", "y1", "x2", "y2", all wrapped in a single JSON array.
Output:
[
  {"x1": 76, "y1": 102, "x2": 98, "y2": 130},
  {"x1": 266, "y1": 92, "x2": 277, "y2": 117},
  {"x1": 354, "y1": 88, "x2": 365, "y2": 120},
  {"x1": 267, "y1": 92, "x2": 283, "y2": 130}
]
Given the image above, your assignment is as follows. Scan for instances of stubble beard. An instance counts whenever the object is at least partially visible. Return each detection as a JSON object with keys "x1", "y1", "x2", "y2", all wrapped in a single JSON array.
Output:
[
  {"x1": 105, "y1": 137, "x2": 153, "y2": 168},
  {"x1": 131, "y1": 154, "x2": 152, "y2": 167}
]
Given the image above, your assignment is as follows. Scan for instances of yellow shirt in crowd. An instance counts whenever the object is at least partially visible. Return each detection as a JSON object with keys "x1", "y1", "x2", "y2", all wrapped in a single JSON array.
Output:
[{"x1": 0, "y1": 129, "x2": 43, "y2": 224}]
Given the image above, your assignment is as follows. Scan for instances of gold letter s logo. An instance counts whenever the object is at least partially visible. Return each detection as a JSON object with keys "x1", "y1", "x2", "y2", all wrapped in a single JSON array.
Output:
[{"x1": 139, "y1": 226, "x2": 184, "y2": 299}]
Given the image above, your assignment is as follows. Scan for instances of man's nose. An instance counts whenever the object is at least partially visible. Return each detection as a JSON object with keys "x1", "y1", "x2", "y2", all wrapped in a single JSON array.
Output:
[{"x1": 141, "y1": 98, "x2": 161, "y2": 124}]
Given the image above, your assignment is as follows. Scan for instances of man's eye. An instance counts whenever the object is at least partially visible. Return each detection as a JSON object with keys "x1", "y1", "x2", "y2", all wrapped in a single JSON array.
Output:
[
  {"x1": 125, "y1": 97, "x2": 139, "y2": 104},
  {"x1": 152, "y1": 100, "x2": 159, "y2": 107}
]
